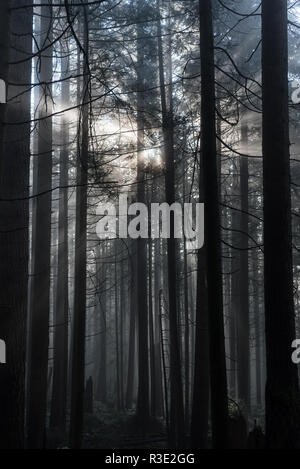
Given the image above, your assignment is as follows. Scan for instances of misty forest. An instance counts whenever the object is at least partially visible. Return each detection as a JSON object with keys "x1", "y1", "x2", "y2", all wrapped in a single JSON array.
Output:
[{"x1": 1, "y1": 0, "x2": 300, "y2": 450}]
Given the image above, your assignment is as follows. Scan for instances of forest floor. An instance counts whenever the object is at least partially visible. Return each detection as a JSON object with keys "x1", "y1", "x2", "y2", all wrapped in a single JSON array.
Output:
[
  {"x1": 47, "y1": 403, "x2": 265, "y2": 449},
  {"x1": 82, "y1": 403, "x2": 168, "y2": 449}
]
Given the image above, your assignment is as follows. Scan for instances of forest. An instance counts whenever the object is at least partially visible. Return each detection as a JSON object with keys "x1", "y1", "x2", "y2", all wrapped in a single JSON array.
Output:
[{"x1": 0, "y1": 0, "x2": 300, "y2": 451}]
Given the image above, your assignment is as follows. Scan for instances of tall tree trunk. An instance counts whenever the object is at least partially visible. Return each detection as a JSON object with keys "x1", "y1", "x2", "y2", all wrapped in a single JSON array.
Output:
[
  {"x1": 69, "y1": 7, "x2": 89, "y2": 449},
  {"x1": 191, "y1": 246, "x2": 209, "y2": 449},
  {"x1": 26, "y1": 1, "x2": 53, "y2": 449},
  {"x1": 115, "y1": 245, "x2": 121, "y2": 411},
  {"x1": 0, "y1": 0, "x2": 32, "y2": 449},
  {"x1": 125, "y1": 241, "x2": 136, "y2": 409},
  {"x1": 183, "y1": 178, "x2": 190, "y2": 431},
  {"x1": 230, "y1": 208, "x2": 239, "y2": 400},
  {"x1": 190, "y1": 159, "x2": 210, "y2": 448},
  {"x1": 50, "y1": 53, "x2": 70, "y2": 434},
  {"x1": 95, "y1": 245, "x2": 107, "y2": 403},
  {"x1": 157, "y1": 0, "x2": 185, "y2": 447},
  {"x1": 237, "y1": 122, "x2": 250, "y2": 414},
  {"x1": 199, "y1": 0, "x2": 229, "y2": 448},
  {"x1": 154, "y1": 238, "x2": 164, "y2": 417},
  {"x1": 120, "y1": 257, "x2": 125, "y2": 410},
  {"x1": 262, "y1": 0, "x2": 300, "y2": 448},
  {"x1": 148, "y1": 237, "x2": 156, "y2": 417},
  {"x1": 135, "y1": 0, "x2": 150, "y2": 423},
  {"x1": 0, "y1": 1, "x2": 11, "y2": 153},
  {"x1": 252, "y1": 246, "x2": 262, "y2": 407}
]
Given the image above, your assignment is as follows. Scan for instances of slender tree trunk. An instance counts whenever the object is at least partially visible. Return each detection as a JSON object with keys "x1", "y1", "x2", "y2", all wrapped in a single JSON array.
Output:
[
  {"x1": 183, "y1": 179, "x2": 190, "y2": 430},
  {"x1": 154, "y1": 238, "x2": 164, "y2": 417},
  {"x1": 95, "y1": 245, "x2": 107, "y2": 403},
  {"x1": 148, "y1": 237, "x2": 156, "y2": 417},
  {"x1": 26, "y1": 1, "x2": 53, "y2": 449},
  {"x1": 262, "y1": 0, "x2": 300, "y2": 448},
  {"x1": 190, "y1": 156, "x2": 210, "y2": 448},
  {"x1": 135, "y1": 1, "x2": 150, "y2": 423},
  {"x1": 0, "y1": 0, "x2": 32, "y2": 449},
  {"x1": 69, "y1": 7, "x2": 89, "y2": 449},
  {"x1": 191, "y1": 246, "x2": 209, "y2": 449},
  {"x1": 157, "y1": 0, "x2": 185, "y2": 447},
  {"x1": 159, "y1": 289, "x2": 169, "y2": 435},
  {"x1": 230, "y1": 208, "x2": 239, "y2": 400},
  {"x1": 125, "y1": 241, "x2": 136, "y2": 409},
  {"x1": 115, "y1": 246, "x2": 121, "y2": 411},
  {"x1": 237, "y1": 122, "x2": 250, "y2": 414},
  {"x1": 252, "y1": 247, "x2": 262, "y2": 407},
  {"x1": 199, "y1": 0, "x2": 229, "y2": 448},
  {"x1": 50, "y1": 53, "x2": 70, "y2": 434},
  {"x1": 0, "y1": 1, "x2": 11, "y2": 154},
  {"x1": 120, "y1": 257, "x2": 125, "y2": 410}
]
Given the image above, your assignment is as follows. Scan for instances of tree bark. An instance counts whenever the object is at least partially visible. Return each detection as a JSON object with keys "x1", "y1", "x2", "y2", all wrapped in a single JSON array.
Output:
[
  {"x1": 50, "y1": 53, "x2": 70, "y2": 435},
  {"x1": 0, "y1": 0, "x2": 32, "y2": 449},
  {"x1": 135, "y1": 0, "x2": 150, "y2": 423},
  {"x1": 69, "y1": 6, "x2": 89, "y2": 449},
  {"x1": 262, "y1": 0, "x2": 300, "y2": 448},
  {"x1": 237, "y1": 122, "x2": 250, "y2": 414},
  {"x1": 157, "y1": 0, "x2": 185, "y2": 447},
  {"x1": 0, "y1": 1, "x2": 11, "y2": 156},
  {"x1": 199, "y1": 0, "x2": 229, "y2": 449},
  {"x1": 26, "y1": 0, "x2": 53, "y2": 449}
]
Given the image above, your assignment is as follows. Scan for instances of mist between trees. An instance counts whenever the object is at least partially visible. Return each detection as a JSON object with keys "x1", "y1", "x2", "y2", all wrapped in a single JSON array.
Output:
[{"x1": 0, "y1": 0, "x2": 300, "y2": 450}]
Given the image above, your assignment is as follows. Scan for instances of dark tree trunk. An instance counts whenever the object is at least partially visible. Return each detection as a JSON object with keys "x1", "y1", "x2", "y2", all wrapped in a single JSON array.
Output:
[
  {"x1": 262, "y1": 0, "x2": 300, "y2": 448},
  {"x1": 0, "y1": 0, "x2": 32, "y2": 449},
  {"x1": 135, "y1": 1, "x2": 150, "y2": 423},
  {"x1": 190, "y1": 144, "x2": 210, "y2": 448},
  {"x1": 154, "y1": 238, "x2": 164, "y2": 417},
  {"x1": 69, "y1": 7, "x2": 89, "y2": 449},
  {"x1": 230, "y1": 209, "x2": 239, "y2": 399},
  {"x1": 183, "y1": 177, "x2": 190, "y2": 430},
  {"x1": 191, "y1": 245, "x2": 209, "y2": 449},
  {"x1": 252, "y1": 247, "x2": 262, "y2": 407},
  {"x1": 0, "y1": 1, "x2": 11, "y2": 151},
  {"x1": 50, "y1": 54, "x2": 69, "y2": 435},
  {"x1": 26, "y1": 1, "x2": 53, "y2": 449},
  {"x1": 120, "y1": 257, "x2": 125, "y2": 410},
  {"x1": 199, "y1": 0, "x2": 229, "y2": 449},
  {"x1": 148, "y1": 237, "x2": 156, "y2": 417},
  {"x1": 157, "y1": 0, "x2": 185, "y2": 447},
  {"x1": 125, "y1": 241, "x2": 136, "y2": 409},
  {"x1": 237, "y1": 122, "x2": 250, "y2": 413},
  {"x1": 95, "y1": 245, "x2": 107, "y2": 403},
  {"x1": 115, "y1": 247, "x2": 121, "y2": 411}
]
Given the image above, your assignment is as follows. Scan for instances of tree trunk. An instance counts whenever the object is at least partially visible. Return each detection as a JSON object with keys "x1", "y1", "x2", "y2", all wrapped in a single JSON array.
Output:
[
  {"x1": 0, "y1": 0, "x2": 32, "y2": 449},
  {"x1": 262, "y1": 0, "x2": 300, "y2": 448},
  {"x1": 26, "y1": 1, "x2": 53, "y2": 449},
  {"x1": 191, "y1": 245, "x2": 209, "y2": 449},
  {"x1": 125, "y1": 241, "x2": 136, "y2": 409},
  {"x1": 148, "y1": 237, "x2": 156, "y2": 417},
  {"x1": 69, "y1": 7, "x2": 89, "y2": 449},
  {"x1": 135, "y1": 0, "x2": 150, "y2": 423},
  {"x1": 95, "y1": 244, "x2": 107, "y2": 403},
  {"x1": 0, "y1": 1, "x2": 11, "y2": 154},
  {"x1": 183, "y1": 179, "x2": 190, "y2": 431},
  {"x1": 199, "y1": 0, "x2": 229, "y2": 449},
  {"x1": 230, "y1": 207, "x2": 239, "y2": 400},
  {"x1": 50, "y1": 53, "x2": 70, "y2": 435},
  {"x1": 157, "y1": 0, "x2": 185, "y2": 447},
  {"x1": 115, "y1": 245, "x2": 121, "y2": 411},
  {"x1": 190, "y1": 143, "x2": 210, "y2": 448},
  {"x1": 252, "y1": 246, "x2": 262, "y2": 407},
  {"x1": 237, "y1": 122, "x2": 250, "y2": 414}
]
